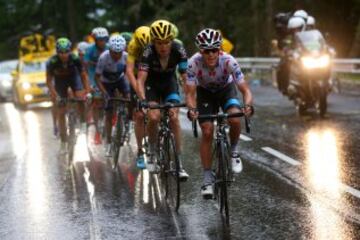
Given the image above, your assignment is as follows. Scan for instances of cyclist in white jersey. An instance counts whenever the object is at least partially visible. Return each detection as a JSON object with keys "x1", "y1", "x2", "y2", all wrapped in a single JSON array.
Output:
[
  {"x1": 186, "y1": 28, "x2": 253, "y2": 198},
  {"x1": 95, "y1": 35, "x2": 130, "y2": 156}
]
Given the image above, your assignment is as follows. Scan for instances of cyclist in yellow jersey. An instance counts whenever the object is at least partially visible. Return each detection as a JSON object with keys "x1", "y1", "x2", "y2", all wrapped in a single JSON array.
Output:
[{"x1": 125, "y1": 26, "x2": 151, "y2": 169}]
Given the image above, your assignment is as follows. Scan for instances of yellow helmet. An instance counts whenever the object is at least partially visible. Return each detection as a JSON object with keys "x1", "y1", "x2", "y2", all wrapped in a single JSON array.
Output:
[
  {"x1": 134, "y1": 26, "x2": 151, "y2": 47},
  {"x1": 150, "y1": 20, "x2": 174, "y2": 41}
]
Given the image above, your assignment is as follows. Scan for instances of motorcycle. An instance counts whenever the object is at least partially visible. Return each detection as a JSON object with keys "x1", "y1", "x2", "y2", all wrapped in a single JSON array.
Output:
[{"x1": 286, "y1": 30, "x2": 334, "y2": 117}]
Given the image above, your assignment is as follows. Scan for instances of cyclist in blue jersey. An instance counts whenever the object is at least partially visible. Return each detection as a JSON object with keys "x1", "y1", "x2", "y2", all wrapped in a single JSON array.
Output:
[
  {"x1": 186, "y1": 29, "x2": 253, "y2": 198},
  {"x1": 95, "y1": 35, "x2": 130, "y2": 157},
  {"x1": 85, "y1": 27, "x2": 109, "y2": 145}
]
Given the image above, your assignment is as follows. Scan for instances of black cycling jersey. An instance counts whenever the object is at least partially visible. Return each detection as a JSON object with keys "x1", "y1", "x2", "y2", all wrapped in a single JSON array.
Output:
[
  {"x1": 138, "y1": 41, "x2": 188, "y2": 81},
  {"x1": 46, "y1": 53, "x2": 83, "y2": 81}
]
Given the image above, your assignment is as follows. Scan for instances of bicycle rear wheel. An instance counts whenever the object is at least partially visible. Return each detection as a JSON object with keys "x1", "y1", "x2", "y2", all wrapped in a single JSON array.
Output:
[{"x1": 164, "y1": 134, "x2": 181, "y2": 211}]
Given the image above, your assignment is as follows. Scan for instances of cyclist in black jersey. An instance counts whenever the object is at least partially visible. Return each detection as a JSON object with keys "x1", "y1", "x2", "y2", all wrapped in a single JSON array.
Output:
[
  {"x1": 137, "y1": 20, "x2": 189, "y2": 179},
  {"x1": 46, "y1": 38, "x2": 90, "y2": 153}
]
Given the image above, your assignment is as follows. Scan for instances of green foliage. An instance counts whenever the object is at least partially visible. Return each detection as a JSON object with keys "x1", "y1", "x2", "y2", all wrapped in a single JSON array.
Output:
[{"x1": 0, "y1": 0, "x2": 360, "y2": 60}]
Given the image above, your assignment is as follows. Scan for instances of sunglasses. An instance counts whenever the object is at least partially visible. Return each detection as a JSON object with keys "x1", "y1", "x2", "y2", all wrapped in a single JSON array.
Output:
[{"x1": 203, "y1": 49, "x2": 220, "y2": 54}]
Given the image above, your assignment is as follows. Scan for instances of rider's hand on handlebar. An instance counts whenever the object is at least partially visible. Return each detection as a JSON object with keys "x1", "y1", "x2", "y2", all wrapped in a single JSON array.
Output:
[
  {"x1": 244, "y1": 104, "x2": 254, "y2": 117},
  {"x1": 187, "y1": 108, "x2": 198, "y2": 121}
]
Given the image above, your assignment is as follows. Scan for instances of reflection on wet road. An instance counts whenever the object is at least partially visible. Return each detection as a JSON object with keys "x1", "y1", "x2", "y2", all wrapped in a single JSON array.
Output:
[{"x1": 0, "y1": 84, "x2": 359, "y2": 239}]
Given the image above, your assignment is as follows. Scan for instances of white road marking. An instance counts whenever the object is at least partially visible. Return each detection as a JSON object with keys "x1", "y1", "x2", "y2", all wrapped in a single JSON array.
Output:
[
  {"x1": 240, "y1": 134, "x2": 253, "y2": 141},
  {"x1": 341, "y1": 184, "x2": 360, "y2": 199},
  {"x1": 261, "y1": 147, "x2": 301, "y2": 166}
]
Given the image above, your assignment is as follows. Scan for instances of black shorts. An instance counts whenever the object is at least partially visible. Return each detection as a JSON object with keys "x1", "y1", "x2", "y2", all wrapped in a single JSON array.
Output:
[
  {"x1": 103, "y1": 79, "x2": 130, "y2": 111},
  {"x1": 197, "y1": 82, "x2": 242, "y2": 124},
  {"x1": 145, "y1": 77, "x2": 181, "y2": 103},
  {"x1": 55, "y1": 77, "x2": 82, "y2": 98}
]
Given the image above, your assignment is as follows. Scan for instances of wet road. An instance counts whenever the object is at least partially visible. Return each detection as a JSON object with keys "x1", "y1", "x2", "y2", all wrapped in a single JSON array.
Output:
[{"x1": 0, "y1": 84, "x2": 359, "y2": 239}]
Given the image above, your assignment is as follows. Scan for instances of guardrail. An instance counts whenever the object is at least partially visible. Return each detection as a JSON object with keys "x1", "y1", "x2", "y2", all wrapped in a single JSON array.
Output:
[{"x1": 237, "y1": 57, "x2": 360, "y2": 74}]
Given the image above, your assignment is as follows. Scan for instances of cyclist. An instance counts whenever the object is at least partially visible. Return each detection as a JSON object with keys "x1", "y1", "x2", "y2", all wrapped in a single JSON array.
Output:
[
  {"x1": 125, "y1": 26, "x2": 151, "y2": 169},
  {"x1": 186, "y1": 29, "x2": 253, "y2": 198},
  {"x1": 306, "y1": 16, "x2": 316, "y2": 30},
  {"x1": 77, "y1": 41, "x2": 90, "y2": 64},
  {"x1": 120, "y1": 32, "x2": 133, "y2": 47},
  {"x1": 46, "y1": 38, "x2": 90, "y2": 153},
  {"x1": 95, "y1": 35, "x2": 130, "y2": 157},
  {"x1": 85, "y1": 27, "x2": 109, "y2": 145},
  {"x1": 136, "y1": 20, "x2": 189, "y2": 180}
]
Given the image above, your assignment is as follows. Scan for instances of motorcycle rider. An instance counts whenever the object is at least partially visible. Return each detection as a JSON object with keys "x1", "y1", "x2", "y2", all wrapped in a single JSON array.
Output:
[{"x1": 276, "y1": 17, "x2": 306, "y2": 94}]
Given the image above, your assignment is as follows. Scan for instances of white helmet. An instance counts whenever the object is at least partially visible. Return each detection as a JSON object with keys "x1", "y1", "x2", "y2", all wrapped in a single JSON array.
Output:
[
  {"x1": 288, "y1": 17, "x2": 306, "y2": 29},
  {"x1": 195, "y1": 28, "x2": 222, "y2": 50},
  {"x1": 307, "y1": 16, "x2": 315, "y2": 26},
  {"x1": 293, "y1": 10, "x2": 308, "y2": 20},
  {"x1": 109, "y1": 35, "x2": 126, "y2": 53},
  {"x1": 77, "y1": 41, "x2": 90, "y2": 54},
  {"x1": 92, "y1": 27, "x2": 109, "y2": 40}
]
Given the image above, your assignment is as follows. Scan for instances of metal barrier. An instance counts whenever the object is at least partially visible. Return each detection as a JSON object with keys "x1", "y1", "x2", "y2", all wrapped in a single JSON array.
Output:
[{"x1": 237, "y1": 57, "x2": 360, "y2": 74}]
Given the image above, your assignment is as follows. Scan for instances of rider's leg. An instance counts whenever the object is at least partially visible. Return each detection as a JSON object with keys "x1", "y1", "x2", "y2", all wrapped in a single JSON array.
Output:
[
  {"x1": 169, "y1": 108, "x2": 181, "y2": 153},
  {"x1": 226, "y1": 106, "x2": 242, "y2": 153},
  {"x1": 147, "y1": 107, "x2": 161, "y2": 153},
  {"x1": 134, "y1": 110, "x2": 145, "y2": 151},
  {"x1": 200, "y1": 121, "x2": 215, "y2": 185}
]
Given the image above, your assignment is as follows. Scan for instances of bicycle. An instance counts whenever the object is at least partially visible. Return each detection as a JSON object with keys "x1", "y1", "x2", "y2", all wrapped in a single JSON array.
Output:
[
  {"x1": 193, "y1": 107, "x2": 252, "y2": 225},
  {"x1": 107, "y1": 97, "x2": 131, "y2": 170},
  {"x1": 141, "y1": 101, "x2": 187, "y2": 211},
  {"x1": 57, "y1": 97, "x2": 87, "y2": 166}
]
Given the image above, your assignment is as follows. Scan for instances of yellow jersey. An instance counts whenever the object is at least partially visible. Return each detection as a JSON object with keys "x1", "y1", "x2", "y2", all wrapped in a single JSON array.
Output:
[{"x1": 127, "y1": 39, "x2": 144, "y2": 64}]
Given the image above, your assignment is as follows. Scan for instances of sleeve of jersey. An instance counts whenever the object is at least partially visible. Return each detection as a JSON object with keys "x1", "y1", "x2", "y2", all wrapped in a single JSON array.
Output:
[
  {"x1": 138, "y1": 47, "x2": 151, "y2": 72},
  {"x1": 84, "y1": 47, "x2": 92, "y2": 63},
  {"x1": 74, "y1": 56, "x2": 83, "y2": 72},
  {"x1": 126, "y1": 40, "x2": 137, "y2": 64},
  {"x1": 229, "y1": 56, "x2": 245, "y2": 84},
  {"x1": 186, "y1": 60, "x2": 197, "y2": 86},
  {"x1": 95, "y1": 56, "x2": 104, "y2": 74},
  {"x1": 177, "y1": 45, "x2": 188, "y2": 74},
  {"x1": 46, "y1": 59, "x2": 53, "y2": 74}
]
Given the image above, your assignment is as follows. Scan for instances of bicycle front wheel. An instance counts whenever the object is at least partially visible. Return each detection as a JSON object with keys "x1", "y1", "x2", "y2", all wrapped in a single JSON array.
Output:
[
  {"x1": 112, "y1": 113, "x2": 124, "y2": 169},
  {"x1": 217, "y1": 141, "x2": 230, "y2": 225},
  {"x1": 164, "y1": 134, "x2": 181, "y2": 211}
]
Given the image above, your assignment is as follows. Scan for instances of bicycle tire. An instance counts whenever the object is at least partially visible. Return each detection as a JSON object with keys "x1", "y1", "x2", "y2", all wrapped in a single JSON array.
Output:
[
  {"x1": 112, "y1": 111, "x2": 124, "y2": 169},
  {"x1": 218, "y1": 141, "x2": 230, "y2": 225},
  {"x1": 67, "y1": 112, "x2": 77, "y2": 166},
  {"x1": 164, "y1": 134, "x2": 181, "y2": 211}
]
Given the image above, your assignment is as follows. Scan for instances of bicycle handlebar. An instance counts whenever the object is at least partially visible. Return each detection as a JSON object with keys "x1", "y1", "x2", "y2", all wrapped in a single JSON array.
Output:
[
  {"x1": 108, "y1": 97, "x2": 131, "y2": 103},
  {"x1": 192, "y1": 108, "x2": 253, "y2": 136},
  {"x1": 141, "y1": 102, "x2": 187, "y2": 110}
]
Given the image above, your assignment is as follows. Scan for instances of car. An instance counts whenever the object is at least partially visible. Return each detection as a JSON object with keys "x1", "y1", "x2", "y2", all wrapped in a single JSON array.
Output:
[
  {"x1": 12, "y1": 56, "x2": 50, "y2": 109},
  {"x1": 0, "y1": 60, "x2": 18, "y2": 102}
]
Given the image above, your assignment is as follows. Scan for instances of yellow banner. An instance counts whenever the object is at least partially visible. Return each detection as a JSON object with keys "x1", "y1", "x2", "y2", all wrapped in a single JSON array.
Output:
[{"x1": 19, "y1": 34, "x2": 56, "y2": 59}]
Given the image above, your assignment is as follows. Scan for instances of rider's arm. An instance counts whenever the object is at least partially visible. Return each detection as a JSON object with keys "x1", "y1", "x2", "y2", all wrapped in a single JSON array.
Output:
[
  {"x1": 228, "y1": 55, "x2": 253, "y2": 105},
  {"x1": 46, "y1": 61, "x2": 57, "y2": 98},
  {"x1": 185, "y1": 58, "x2": 197, "y2": 109},
  {"x1": 136, "y1": 70, "x2": 148, "y2": 101},
  {"x1": 126, "y1": 60, "x2": 137, "y2": 90},
  {"x1": 94, "y1": 55, "x2": 107, "y2": 95},
  {"x1": 95, "y1": 73, "x2": 106, "y2": 94},
  {"x1": 237, "y1": 82, "x2": 253, "y2": 106},
  {"x1": 75, "y1": 56, "x2": 90, "y2": 93}
]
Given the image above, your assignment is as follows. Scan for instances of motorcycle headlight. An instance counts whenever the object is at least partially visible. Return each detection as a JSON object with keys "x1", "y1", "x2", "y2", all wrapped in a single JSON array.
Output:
[
  {"x1": 22, "y1": 82, "x2": 31, "y2": 90},
  {"x1": 302, "y1": 55, "x2": 330, "y2": 69}
]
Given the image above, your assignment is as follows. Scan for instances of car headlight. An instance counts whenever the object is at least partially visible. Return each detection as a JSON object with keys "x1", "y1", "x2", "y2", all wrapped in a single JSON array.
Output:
[
  {"x1": 22, "y1": 82, "x2": 31, "y2": 90},
  {"x1": 2, "y1": 80, "x2": 11, "y2": 88},
  {"x1": 301, "y1": 55, "x2": 330, "y2": 69}
]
